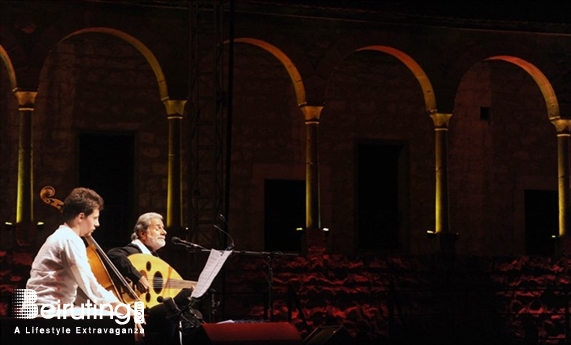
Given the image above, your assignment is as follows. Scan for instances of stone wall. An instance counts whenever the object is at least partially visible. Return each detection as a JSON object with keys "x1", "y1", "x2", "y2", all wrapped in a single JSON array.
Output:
[
  {"x1": 1, "y1": 1, "x2": 570, "y2": 258},
  {"x1": 1, "y1": 3, "x2": 570, "y2": 343}
]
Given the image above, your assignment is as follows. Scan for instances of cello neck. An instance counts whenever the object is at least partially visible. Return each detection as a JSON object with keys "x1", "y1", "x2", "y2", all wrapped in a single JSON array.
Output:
[{"x1": 85, "y1": 235, "x2": 141, "y2": 303}]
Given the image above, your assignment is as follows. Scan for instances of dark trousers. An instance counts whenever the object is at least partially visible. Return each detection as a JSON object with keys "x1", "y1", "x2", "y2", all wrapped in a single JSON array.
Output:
[{"x1": 144, "y1": 289, "x2": 194, "y2": 345}]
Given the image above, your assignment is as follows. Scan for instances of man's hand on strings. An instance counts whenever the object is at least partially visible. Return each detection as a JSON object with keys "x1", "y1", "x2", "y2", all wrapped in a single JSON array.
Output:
[{"x1": 136, "y1": 276, "x2": 150, "y2": 293}]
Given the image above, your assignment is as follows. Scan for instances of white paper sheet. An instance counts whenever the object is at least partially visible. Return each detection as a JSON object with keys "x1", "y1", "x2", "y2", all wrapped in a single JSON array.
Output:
[{"x1": 191, "y1": 249, "x2": 233, "y2": 299}]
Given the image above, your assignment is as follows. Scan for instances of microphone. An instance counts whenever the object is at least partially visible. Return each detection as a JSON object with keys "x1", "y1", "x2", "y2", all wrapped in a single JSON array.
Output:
[
  {"x1": 171, "y1": 236, "x2": 205, "y2": 249},
  {"x1": 215, "y1": 214, "x2": 235, "y2": 250}
]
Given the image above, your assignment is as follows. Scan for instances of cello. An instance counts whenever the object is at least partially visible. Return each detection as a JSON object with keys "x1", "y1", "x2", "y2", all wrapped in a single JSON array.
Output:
[{"x1": 39, "y1": 186, "x2": 141, "y2": 306}]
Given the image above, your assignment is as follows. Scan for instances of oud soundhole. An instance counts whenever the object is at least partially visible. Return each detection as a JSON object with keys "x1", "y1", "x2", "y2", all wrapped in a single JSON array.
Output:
[{"x1": 153, "y1": 271, "x2": 163, "y2": 295}]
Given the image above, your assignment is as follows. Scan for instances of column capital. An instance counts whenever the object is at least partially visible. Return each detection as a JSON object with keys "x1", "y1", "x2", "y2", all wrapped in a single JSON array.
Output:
[
  {"x1": 15, "y1": 90, "x2": 38, "y2": 109},
  {"x1": 551, "y1": 118, "x2": 571, "y2": 134},
  {"x1": 163, "y1": 99, "x2": 187, "y2": 118},
  {"x1": 429, "y1": 111, "x2": 453, "y2": 129},
  {"x1": 300, "y1": 104, "x2": 324, "y2": 123}
]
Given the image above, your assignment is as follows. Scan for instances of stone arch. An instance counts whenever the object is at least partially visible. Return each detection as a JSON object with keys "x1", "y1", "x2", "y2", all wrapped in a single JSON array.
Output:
[
  {"x1": 0, "y1": 45, "x2": 18, "y2": 92},
  {"x1": 485, "y1": 55, "x2": 560, "y2": 121},
  {"x1": 62, "y1": 27, "x2": 169, "y2": 102},
  {"x1": 356, "y1": 45, "x2": 437, "y2": 113},
  {"x1": 231, "y1": 37, "x2": 307, "y2": 106}
]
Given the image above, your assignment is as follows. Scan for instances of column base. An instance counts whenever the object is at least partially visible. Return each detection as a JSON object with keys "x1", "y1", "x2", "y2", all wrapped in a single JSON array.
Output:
[
  {"x1": 15, "y1": 221, "x2": 37, "y2": 247},
  {"x1": 554, "y1": 235, "x2": 571, "y2": 256},
  {"x1": 301, "y1": 228, "x2": 328, "y2": 254},
  {"x1": 427, "y1": 231, "x2": 458, "y2": 258}
]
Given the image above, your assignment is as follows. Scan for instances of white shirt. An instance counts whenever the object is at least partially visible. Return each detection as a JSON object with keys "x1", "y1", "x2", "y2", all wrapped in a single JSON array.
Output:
[{"x1": 26, "y1": 224, "x2": 120, "y2": 306}]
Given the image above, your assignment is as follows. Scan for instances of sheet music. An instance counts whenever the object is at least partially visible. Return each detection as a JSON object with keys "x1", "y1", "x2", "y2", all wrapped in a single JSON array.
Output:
[{"x1": 191, "y1": 249, "x2": 233, "y2": 299}]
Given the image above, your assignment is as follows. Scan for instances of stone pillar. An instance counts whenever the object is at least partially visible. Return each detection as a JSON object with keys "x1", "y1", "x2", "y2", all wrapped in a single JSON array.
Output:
[
  {"x1": 300, "y1": 105, "x2": 326, "y2": 253},
  {"x1": 552, "y1": 119, "x2": 571, "y2": 254},
  {"x1": 301, "y1": 105, "x2": 322, "y2": 229},
  {"x1": 163, "y1": 99, "x2": 187, "y2": 230},
  {"x1": 429, "y1": 111, "x2": 457, "y2": 256},
  {"x1": 15, "y1": 90, "x2": 37, "y2": 246}
]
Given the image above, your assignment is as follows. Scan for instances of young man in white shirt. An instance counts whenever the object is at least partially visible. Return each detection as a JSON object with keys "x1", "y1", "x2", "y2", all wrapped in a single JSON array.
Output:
[
  {"x1": 27, "y1": 187, "x2": 121, "y2": 308},
  {"x1": 26, "y1": 187, "x2": 143, "y2": 342}
]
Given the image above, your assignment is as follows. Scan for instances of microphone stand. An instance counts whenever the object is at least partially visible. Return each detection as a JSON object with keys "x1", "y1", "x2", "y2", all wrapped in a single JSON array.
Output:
[
  {"x1": 266, "y1": 253, "x2": 274, "y2": 321},
  {"x1": 171, "y1": 242, "x2": 224, "y2": 321},
  {"x1": 173, "y1": 242, "x2": 298, "y2": 322},
  {"x1": 229, "y1": 250, "x2": 298, "y2": 321}
]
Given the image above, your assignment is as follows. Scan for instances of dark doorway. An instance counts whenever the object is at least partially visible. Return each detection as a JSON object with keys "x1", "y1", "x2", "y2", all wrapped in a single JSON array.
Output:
[
  {"x1": 356, "y1": 142, "x2": 406, "y2": 251},
  {"x1": 264, "y1": 180, "x2": 304, "y2": 252},
  {"x1": 524, "y1": 190, "x2": 557, "y2": 255},
  {"x1": 79, "y1": 132, "x2": 135, "y2": 249}
]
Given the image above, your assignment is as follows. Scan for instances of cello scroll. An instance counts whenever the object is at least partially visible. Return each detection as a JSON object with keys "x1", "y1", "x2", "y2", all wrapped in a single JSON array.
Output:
[{"x1": 40, "y1": 185, "x2": 64, "y2": 211}]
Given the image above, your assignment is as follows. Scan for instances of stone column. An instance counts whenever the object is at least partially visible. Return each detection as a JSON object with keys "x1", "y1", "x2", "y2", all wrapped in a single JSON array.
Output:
[
  {"x1": 301, "y1": 105, "x2": 322, "y2": 229},
  {"x1": 552, "y1": 119, "x2": 571, "y2": 254},
  {"x1": 15, "y1": 90, "x2": 37, "y2": 246},
  {"x1": 300, "y1": 105, "x2": 326, "y2": 253},
  {"x1": 429, "y1": 111, "x2": 457, "y2": 255},
  {"x1": 163, "y1": 99, "x2": 187, "y2": 230}
]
